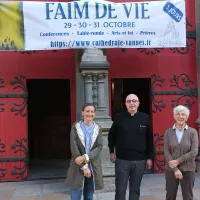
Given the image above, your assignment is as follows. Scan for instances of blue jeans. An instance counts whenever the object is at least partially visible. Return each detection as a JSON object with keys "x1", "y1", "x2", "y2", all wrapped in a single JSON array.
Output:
[
  {"x1": 70, "y1": 176, "x2": 94, "y2": 200},
  {"x1": 115, "y1": 159, "x2": 146, "y2": 200}
]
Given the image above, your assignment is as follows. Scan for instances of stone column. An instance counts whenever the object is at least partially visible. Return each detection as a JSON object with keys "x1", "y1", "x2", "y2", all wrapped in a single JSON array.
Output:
[
  {"x1": 92, "y1": 73, "x2": 98, "y2": 106},
  {"x1": 195, "y1": 0, "x2": 200, "y2": 173},
  {"x1": 97, "y1": 73, "x2": 107, "y2": 108},
  {"x1": 79, "y1": 48, "x2": 115, "y2": 176},
  {"x1": 82, "y1": 73, "x2": 93, "y2": 104}
]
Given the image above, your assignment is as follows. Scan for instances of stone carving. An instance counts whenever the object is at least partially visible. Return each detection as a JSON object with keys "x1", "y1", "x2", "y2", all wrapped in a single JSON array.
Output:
[
  {"x1": 81, "y1": 49, "x2": 107, "y2": 63},
  {"x1": 97, "y1": 73, "x2": 108, "y2": 108},
  {"x1": 81, "y1": 72, "x2": 108, "y2": 108},
  {"x1": 92, "y1": 73, "x2": 98, "y2": 106},
  {"x1": 81, "y1": 73, "x2": 93, "y2": 104},
  {"x1": 98, "y1": 73, "x2": 107, "y2": 78},
  {"x1": 82, "y1": 73, "x2": 92, "y2": 81}
]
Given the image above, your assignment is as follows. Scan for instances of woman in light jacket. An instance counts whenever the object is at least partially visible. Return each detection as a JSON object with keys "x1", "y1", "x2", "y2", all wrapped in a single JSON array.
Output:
[
  {"x1": 164, "y1": 105, "x2": 198, "y2": 200},
  {"x1": 66, "y1": 103, "x2": 103, "y2": 200}
]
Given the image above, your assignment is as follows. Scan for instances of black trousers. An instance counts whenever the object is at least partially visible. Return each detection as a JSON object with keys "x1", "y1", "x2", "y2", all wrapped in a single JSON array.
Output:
[
  {"x1": 115, "y1": 159, "x2": 146, "y2": 200},
  {"x1": 165, "y1": 170, "x2": 195, "y2": 200}
]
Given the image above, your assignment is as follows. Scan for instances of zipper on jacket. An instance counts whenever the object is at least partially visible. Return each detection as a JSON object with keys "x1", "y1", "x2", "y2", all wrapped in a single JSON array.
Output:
[
  {"x1": 82, "y1": 174, "x2": 85, "y2": 190},
  {"x1": 90, "y1": 163, "x2": 95, "y2": 191}
]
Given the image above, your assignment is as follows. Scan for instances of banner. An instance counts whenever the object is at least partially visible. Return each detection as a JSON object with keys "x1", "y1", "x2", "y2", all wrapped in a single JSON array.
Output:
[{"x1": 0, "y1": 0, "x2": 186, "y2": 51}]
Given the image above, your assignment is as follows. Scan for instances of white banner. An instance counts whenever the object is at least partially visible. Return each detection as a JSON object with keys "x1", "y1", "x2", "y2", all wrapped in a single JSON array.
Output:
[{"x1": 0, "y1": 0, "x2": 186, "y2": 50}]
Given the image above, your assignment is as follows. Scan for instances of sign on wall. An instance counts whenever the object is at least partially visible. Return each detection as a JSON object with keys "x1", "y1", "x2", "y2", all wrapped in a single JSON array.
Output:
[{"x1": 0, "y1": 0, "x2": 186, "y2": 50}]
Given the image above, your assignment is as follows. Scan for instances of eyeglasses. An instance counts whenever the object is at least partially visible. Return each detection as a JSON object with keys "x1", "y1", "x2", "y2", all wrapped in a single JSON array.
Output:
[
  {"x1": 126, "y1": 99, "x2": 139, "y2": 103},
  {"x1": 175, "y1": 113, "x2": 187, "y2": 117}
]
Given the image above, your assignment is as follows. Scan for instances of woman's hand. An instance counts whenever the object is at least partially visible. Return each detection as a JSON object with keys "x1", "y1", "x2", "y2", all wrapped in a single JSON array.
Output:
[
  {"x1": 75, "y1": 155, "x2": 86, "y2": 165},
  {"x1": 146, "y1": 159, "x2": 153, "y2": 170},
  {"x1": 174, "y1": 170, "x2": 183, "y2": 180},
  {"x1": 168, "y1": 160, "x2": 179, "y2": 168},
  {"x1": 83, "y1": 168, "x2": 91, "y2": 178}
]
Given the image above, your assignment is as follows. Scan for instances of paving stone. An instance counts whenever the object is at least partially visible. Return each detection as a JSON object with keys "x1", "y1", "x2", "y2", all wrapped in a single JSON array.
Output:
[
  {"x1": 140, "y1": 195, "x2": 156, "y2": 200},
  {"x1": 149, "y1": 188, "x2": 166, "y2": 196},
  {"x1": 0, "y1": 197, "x2": 12, "y2": 200},
  {"x1": 43, "y1": 182, "x2": 68, "y2": 193},
  {"x1": 154, "y1": 197, "x2": 166, "y2": 200},
  {"x1": 0, "y1": 184, "x2": 17, "y2": 190},
  {"x1": 140, "y1": 188, "x2": 152, "y2": 195},
  {"x1": 13, "y1": 185, "x2": 43, "y2": 196},
  {"x1": 194, "y1": 189, "x2": 200, "y2": 200},
  {"x1": 11, "y1": 196, "x2": 41, "y2": 200},
  {"x1": 41, "y1": 192, "x2": 70, "y2": 200},
  {"x1": 0, "y1": 189, "x2": 15, "y2": 200},
  {"x1": 95, "y1": 192, "x2": 114, "y2": 200}
]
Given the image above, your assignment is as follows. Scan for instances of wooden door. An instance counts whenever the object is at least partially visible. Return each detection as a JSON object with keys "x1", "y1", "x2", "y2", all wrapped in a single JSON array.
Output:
[{"x1": 0, "y1": 75, "x2": 28, "y2": 181}]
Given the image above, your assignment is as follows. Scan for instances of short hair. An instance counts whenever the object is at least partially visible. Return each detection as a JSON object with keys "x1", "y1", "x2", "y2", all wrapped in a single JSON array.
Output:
[
  {"x1": 125, "y1": 94, "x2": 139, "y2": 102},
  {"x1": 173, "y1": 105, "x2": 190, "y2": 117},
  {"x1": 82, "y1": 103, "x2": 96, "y2": 111}
]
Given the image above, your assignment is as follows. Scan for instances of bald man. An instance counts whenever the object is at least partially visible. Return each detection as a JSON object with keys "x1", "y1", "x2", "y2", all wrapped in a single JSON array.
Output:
[{"x1": 108, "y1": 94, "x2": 154, "y2": 200}]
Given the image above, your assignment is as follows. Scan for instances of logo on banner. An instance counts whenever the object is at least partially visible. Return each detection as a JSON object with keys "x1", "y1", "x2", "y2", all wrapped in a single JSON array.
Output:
[{"x1": 163, "y1": 2, "x2": 183, "y2": 22}]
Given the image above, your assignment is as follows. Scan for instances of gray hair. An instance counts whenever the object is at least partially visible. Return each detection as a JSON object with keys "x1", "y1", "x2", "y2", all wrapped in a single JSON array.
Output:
[{"x1": 173, "y1": 105, "x2": 190, "y2": 117}]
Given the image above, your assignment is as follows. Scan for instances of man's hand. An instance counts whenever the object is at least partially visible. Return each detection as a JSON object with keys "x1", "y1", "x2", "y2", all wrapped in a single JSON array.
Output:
[
  {"x1": 146, "y1": 159, "x2": 153, "y2": 170},
  {"x1": 168, "y1": 160, "x2": 179, "y2": 169},
  {"x1": 83, "y1": 168, "x2": 91, "y2": 178},
  {"x1": 175, "y1": 170, "x2": 183, "y2": 180},
  {"x1": 75, "y1": 156, "x2": 86, "y2": 165},
  {"x1": 110, "y1": 153, "x2": 116, "y2": 163}
]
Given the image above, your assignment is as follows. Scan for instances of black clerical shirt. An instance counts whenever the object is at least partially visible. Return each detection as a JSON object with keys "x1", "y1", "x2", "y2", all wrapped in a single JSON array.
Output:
[{"x1": 108, "y1": 111, "x2": 154, "y2": 161}]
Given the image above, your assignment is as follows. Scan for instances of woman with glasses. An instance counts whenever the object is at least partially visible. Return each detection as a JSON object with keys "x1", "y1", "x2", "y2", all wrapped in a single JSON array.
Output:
[{"x1": 164, "y1": 105, "x2": 198, "y2": 200}]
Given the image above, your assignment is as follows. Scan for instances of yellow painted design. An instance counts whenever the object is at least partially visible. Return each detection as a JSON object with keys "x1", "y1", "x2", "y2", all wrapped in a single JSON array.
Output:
[{"x1": 0, "y1": 2, "x2": 24, "y2": 50}]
